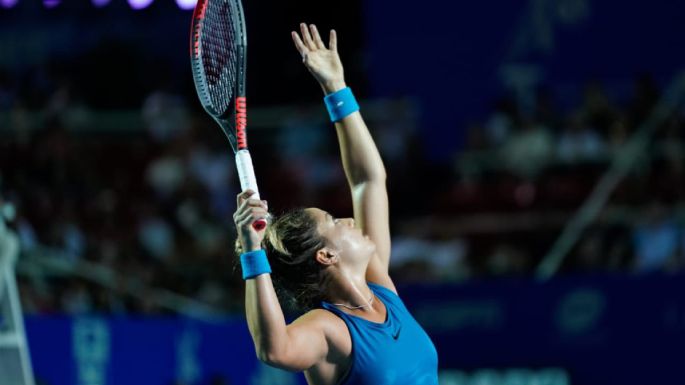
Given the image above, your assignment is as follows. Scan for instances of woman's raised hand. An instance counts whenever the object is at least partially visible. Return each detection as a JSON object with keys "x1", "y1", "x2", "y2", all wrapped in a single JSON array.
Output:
[
  {"x1": 233, "y1": 190, "x2": 268, "y2": 252},
  {"x1": 291, "y1": 23, "x2": 346, "y2": 94}
]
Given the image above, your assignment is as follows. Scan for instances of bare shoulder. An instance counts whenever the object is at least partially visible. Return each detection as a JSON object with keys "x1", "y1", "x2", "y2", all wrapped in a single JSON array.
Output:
[
  {"x1": 297, "y1": 309, "x2": 347, "y2": 335},
  {"x1": 294, "y1": 309, "x2": 339, "y2": 325},
  {"x1": 298, "y1": 309, "x2": 352, "y2": 354}
]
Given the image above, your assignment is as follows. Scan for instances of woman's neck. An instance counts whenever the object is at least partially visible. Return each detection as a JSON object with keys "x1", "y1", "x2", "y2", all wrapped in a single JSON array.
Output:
[{"x1": 323, "y1": 269, "x2": 377, "y2": 313}]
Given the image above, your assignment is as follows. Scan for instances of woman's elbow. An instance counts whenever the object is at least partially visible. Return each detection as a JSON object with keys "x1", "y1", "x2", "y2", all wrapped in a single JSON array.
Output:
[
  {"x1": 356, "y1": 169, "x2": 387, "y2": 184},
  {"x1": 256, "y1": 349, "x2": 302, "y2": 372},
  {"x1": 256, "y1": 347, "x2": 281, "y2": 366},
  {"x1": 257, "y1": 351, "x2": 272, "y2": 364}
]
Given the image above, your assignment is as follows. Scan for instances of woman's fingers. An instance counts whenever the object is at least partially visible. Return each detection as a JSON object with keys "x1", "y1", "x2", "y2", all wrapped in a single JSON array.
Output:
[
  {"x1": 236, "y1": 189, "x2": 256, "y2": 207},
  {"x1": 237, "y1": 200, "x2": 267, "y2": 217},
  {"x1": 236, "y1": 207, "x2": 268, "y2": 226},
  {"x1": 236, "y1": 209, "x2": 262, "y2": 225},
  {"x1": 235, "y1": 192, "x2": 267, "y2": 223},
  {"x1": 310, "y1": 24, "x2": 326, "y2": 50},
  {"x1": 291, "y1": 31, "x2": 308, "y2": 58},
  {"x1": 236, "y1": 190, "x2": 266, "y2": 209},
  {"x1": 329, "y1": 29, "x2": 338, "y2": 52},
  {"x1": 300, "y1": 23, "x2": 316, "y2": 51},
  {"x1": 294, "y1": 23, "x2": 335, "y2": 57},
  {"x1": 235, "y1": 198, "x2": 268, "y2": 216}
]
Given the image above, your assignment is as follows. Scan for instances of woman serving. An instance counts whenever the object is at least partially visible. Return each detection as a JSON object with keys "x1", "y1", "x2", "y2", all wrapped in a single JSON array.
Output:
[{"x1": 233, "y1": 23, "x2": 438, "y2": 385}]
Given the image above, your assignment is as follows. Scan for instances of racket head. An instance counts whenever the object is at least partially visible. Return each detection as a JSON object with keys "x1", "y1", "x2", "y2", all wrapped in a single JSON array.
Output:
[{"x1": 190, "y1": 0, "x2": 248, "y2": 152}]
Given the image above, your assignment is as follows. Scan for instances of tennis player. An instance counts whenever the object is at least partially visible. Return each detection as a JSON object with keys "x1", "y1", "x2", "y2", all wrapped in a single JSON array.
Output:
[{"x1": 233, "y1": 23, "x2": 438, "y2": 385}]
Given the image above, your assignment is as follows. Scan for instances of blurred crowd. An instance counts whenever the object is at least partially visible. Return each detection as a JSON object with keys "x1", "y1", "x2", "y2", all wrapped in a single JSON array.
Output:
[
  {"x1": 1, "y1": 66, "x2": 684, "y2": 316},
  {"x1": 425, "y1": 74, "x2": 685, "y2": 280}
]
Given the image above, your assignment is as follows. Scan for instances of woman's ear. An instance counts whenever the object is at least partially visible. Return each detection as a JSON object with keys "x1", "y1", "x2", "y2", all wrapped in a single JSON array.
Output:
[{"x1": 315, "y1": 247, "x2": 339, "y2": 266}]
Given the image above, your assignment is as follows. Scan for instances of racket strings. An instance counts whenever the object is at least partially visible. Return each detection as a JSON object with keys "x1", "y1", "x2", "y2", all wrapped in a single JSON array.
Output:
[{"x1": 201, "y1": 0, "x2": 240, "y2": 116}]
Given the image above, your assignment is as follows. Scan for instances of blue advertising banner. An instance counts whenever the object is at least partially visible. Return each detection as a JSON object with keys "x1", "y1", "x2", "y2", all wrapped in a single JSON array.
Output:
[
  {"x1": 25, "y1": 274, "x2": 685, "y2": 385},
  {"x1": 26, "y1": 316, "x2": 306, "y2": 385},
  {"x1": 399, "y1": 274, "x2": 685, "y2": 384}
]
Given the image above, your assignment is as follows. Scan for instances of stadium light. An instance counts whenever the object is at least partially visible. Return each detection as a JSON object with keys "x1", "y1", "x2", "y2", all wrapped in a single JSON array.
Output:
[
  {"x1": 43, "y1": 0, "x2": 61, "y2": 8},
  {"x1": 128, "y1": 0, "x2": 154, "y2": 10},
  {"x1": 0, "y1": 0, "x2": 19, "y2": 8},
  {"x1": 0, "y1": 0, "x2": 193, "y2": 10},
  {"x1": 176, "y1": 0, "x2": 197, "y2": 11},
  {"x1": 92, "y1": 0, "x2": 111, "y2": 7}
]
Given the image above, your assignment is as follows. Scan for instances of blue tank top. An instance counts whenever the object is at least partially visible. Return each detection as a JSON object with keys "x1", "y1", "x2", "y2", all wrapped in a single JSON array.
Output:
[{"x1": 321, "y1": 283, "x2": 439, "y2": 385}]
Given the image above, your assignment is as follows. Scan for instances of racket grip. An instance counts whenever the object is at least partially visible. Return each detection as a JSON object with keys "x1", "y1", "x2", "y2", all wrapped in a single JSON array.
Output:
[{"x1": 236, "y1": 149, "x2": 267, "y2": 231}]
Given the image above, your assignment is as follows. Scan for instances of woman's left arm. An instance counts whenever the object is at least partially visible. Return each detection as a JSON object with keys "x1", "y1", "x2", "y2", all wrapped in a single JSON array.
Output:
[
  {"x1": 292, "y1": 24, "x2": 394, "y2": 291},
  {"x1": 335, "y1": 112, "x2": 394, "y2": 290}
]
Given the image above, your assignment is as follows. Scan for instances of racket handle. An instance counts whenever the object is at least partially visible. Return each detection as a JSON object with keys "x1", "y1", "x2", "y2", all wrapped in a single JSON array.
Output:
[{"x1": 236, "y1": 149, "x2": 267, "y2": 231}]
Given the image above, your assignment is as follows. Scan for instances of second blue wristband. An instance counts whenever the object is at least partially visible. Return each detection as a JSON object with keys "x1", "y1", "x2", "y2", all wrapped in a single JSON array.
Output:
[
  {"x1": 324, "y1": 87, "x2": 360, "y2": 123},
  {"x1": 240, "y1": 249, "x2": 272, "y2": 280}
]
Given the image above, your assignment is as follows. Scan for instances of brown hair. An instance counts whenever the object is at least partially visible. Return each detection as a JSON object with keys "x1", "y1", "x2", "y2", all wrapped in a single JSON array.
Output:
[{"x1": 235, "y1": 208, "x2": 327, "y2": 312}]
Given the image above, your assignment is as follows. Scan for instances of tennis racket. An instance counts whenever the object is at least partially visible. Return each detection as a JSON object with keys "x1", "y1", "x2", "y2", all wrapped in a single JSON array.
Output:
[{"x1": 190, "y1": 0, "x2": 266, "y2": 230}]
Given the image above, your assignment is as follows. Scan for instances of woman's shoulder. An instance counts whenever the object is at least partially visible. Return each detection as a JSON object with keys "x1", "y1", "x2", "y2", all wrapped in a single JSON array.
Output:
[
  {"x1": 368, "y1": 281, "x2": 398, "y2": 297},
  {"x1": 301, "y1": 308, "x2": 353, "y2": 355},
  {"x1": 368, "y1": 282, "x2": 410, "y2": 312},
  {"x1": 300, "y1": 308, "x2": 349, "y2": 334},
  {"x1": 288, "y1": 309, "x2": 350, "y2": 348}
]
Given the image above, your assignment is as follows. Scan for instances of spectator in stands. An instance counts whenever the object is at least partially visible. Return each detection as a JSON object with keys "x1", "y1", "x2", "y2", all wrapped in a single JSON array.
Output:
[
  {"x1": 556, "y1": 113, "x2": 606, "y2": 163},
  {"x1": 632, "y1": 201, "x2": 680, "y2": 273},
  {"x1": 501, "y1": 117, "x2": 553, "y2": 177}
]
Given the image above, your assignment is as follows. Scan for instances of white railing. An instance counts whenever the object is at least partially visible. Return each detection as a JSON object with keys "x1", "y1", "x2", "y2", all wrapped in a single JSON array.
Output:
[{"x1": 0, "y1": 203, "x2": 36, "y2": 385}]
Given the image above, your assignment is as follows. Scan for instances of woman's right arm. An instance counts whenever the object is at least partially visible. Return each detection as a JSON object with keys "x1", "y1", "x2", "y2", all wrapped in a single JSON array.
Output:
[{"x1": 235, "y1": 191, "x2": 329, "y2": 371}]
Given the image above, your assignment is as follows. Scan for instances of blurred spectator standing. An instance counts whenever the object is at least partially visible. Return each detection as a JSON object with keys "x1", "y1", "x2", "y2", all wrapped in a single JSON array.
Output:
[
  {"x1": 632, "y1": 202, "x2": 681, "y2": 273},
  {"x1": 557, "y1": 113, "x2": 606, "y2": 163},
  {"x1": 502, "y1": 118, "x2": 554, "y2": 178}
]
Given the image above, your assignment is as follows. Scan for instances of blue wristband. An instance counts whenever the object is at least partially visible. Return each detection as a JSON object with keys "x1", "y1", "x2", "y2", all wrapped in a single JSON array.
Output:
[
  {"x1": 324, "y1": 87, "x2": 360, "y2": 123},
  {"x1": 240, "y1": 249, "x2": 272, "y2": 280}
]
